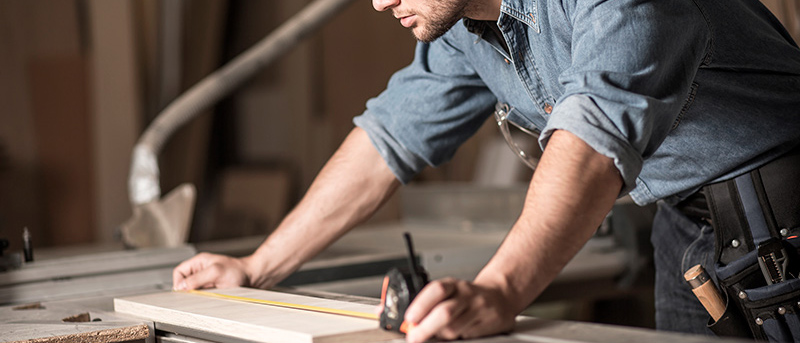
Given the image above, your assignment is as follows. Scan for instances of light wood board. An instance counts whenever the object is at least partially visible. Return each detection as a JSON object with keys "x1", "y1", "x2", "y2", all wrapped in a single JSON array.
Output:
[
  {"x1": 1, "y1": 303, "x2": 150, "y2": 343},
  {"x1": 114, "y1": 287, "x2": 402, "y2": 343},
  {"x1": 1, "y1": 323, "x2": 149, "y2": 343}
]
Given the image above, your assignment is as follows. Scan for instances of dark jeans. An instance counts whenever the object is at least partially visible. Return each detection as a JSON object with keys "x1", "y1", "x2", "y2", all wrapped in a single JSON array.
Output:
[{"x1": 651, "y1": 201, "x2": 718, "y2": 335}]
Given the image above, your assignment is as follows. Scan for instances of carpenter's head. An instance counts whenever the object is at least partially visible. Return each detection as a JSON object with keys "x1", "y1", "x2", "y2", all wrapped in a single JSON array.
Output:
[{"x1": 372, "y1": 0, "x2": 477, "y2": 43}]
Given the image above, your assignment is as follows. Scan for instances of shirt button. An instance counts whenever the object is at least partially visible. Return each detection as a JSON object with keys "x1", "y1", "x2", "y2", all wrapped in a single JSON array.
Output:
[{"x1": 544, "y1": 103, "x2": 553, "y2": 114}]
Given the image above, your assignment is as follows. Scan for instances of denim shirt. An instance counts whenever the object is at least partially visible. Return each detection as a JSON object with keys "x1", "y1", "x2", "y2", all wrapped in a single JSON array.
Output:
[{"x1": 354, "y1": 0, "x2": 800, "y2": 205}]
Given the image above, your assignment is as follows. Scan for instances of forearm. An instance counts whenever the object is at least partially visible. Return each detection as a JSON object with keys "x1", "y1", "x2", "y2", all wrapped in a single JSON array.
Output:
[
  {"x1": 475, "y1": 129, "x2": 623, "y2": 311},
  {"x1": 245, "y1": 127, "x2": 400, "y2": 288}
]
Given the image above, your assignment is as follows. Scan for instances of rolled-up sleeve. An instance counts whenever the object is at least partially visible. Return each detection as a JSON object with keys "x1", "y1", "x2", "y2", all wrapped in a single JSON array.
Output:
[
  {"x1": 354, "y1": 30, "x2": 497, "y2": 183},
  {"x1": 540, "y1": 0, "x2": 709, "y2": 194}
]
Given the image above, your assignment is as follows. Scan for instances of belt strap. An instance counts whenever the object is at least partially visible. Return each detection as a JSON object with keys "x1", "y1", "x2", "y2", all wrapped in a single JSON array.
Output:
[
  {"x1": 704, "y1": 144, "x2": 800, "y2": 265},
  {"x1": 734, "y1": 172, "x2": 773, "y2": 246}
]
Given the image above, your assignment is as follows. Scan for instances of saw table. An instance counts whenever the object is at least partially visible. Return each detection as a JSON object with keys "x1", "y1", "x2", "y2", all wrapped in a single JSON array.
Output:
[
  {"x1": 0, "y1": 227, "x2": 644, "y2": 342},
  {"x1": 0, "y1": 185, "x2": 669, "y2": 342},
  {"x1": 2, "y1": 286, "x2": 752, "y2": 343}
]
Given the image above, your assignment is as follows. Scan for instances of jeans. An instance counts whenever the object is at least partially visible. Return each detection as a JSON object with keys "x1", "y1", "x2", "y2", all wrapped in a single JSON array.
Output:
[{"x1": 651, "y1": 201, "x2": 718, "y2": 335}]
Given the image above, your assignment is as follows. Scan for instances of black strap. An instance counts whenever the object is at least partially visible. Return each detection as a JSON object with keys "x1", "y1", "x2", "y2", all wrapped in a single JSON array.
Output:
[
  {"x1": 704, "y1": 144, "x2": 800, "y2": 265},
  {"x1": 734, "y1": 172, "x2": 773, "y2": 246},
  {"x1": 706, "y1": 179, "x2": 754, "y2": 264}
]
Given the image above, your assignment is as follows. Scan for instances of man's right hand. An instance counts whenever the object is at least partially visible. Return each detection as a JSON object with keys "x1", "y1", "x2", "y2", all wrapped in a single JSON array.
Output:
[{"x1": 172, "y1": 252, "x2": 254, "y2": 290}]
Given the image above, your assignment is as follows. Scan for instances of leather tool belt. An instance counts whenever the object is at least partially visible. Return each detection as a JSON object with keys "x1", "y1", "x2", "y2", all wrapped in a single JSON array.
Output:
[{"x1": 696, "y1": 145, "x2": 800, "y2": 341}]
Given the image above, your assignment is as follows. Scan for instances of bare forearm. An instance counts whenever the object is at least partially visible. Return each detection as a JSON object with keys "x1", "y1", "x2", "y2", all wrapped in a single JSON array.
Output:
[
  {"x1": 475, "y1": 130, "x2": 623, "y2": 311},
  {"x1": 246, "y1": 127, "x2": 400, "y2": 288}
]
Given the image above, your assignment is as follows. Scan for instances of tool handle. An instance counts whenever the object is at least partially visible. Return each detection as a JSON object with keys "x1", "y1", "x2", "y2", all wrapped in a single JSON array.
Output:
[
  {"x1": 691, "y1": 281, "x2": 726, "y2": 322},
  {"x1": 685, "y1": 264, "x2": 725, "y2": 322}
]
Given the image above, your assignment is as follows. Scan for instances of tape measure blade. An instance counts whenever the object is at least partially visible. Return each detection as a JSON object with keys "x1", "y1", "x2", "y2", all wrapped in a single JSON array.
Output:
[{"x1": 185, "y1": 289, "x2": 379, "y2": 321}]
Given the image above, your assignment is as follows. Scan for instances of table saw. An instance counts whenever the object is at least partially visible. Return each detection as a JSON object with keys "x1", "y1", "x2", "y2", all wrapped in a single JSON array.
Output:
[
  {"x1": 0, "y1": 185, "x2": 682, "y2": 343},
  {"x1": 2, "y1": 284, "x2": 750, "y2": 343},
  {"x1": 0, "y1": 227, "x2": 738, "y2": 343},
  {"x1": 0, "y1": 186, "x2": 724, "y2": 343}
]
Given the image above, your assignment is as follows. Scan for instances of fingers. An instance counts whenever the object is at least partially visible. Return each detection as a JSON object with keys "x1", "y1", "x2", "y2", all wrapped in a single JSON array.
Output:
[
  {"x1": 173, "y1": 253, "x2": 212, "y2": 290},
  {"x1": 178, "y1": 263, "x2": 227, "y2": 290},
  {"x1": 405, "y1": 278, "x2": 467, "y2": 343},
  {"x1": 404, "y1": 278, "x2": 458, "y2": 324},
  {"x1": 406, "y1": 298, "x2": 468, "y2": 342},
  {"x1": 172, "y1": 253, "x2": 247, "y2": 290},
  {"x1": 403, "y1": 279, "x2": 515, "y2": 343}
]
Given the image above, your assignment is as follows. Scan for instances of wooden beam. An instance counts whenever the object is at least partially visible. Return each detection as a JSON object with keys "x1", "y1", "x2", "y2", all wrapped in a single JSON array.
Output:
[
  {"x1": 1, "y1": 323, "x2": 149, "y2": 343},
  {"x1": 87, "y1": 0, "x2": 142, "y2": 244},
  {"x1": 2, "y1": 303, "x2": 150, "y2": 343},
  {"x1": 114, "y1": 287, "x2": 402, "y2": 343}
]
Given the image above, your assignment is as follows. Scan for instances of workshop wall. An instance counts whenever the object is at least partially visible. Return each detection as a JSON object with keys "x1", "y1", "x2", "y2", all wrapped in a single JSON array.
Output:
[
  {"x1": 0, "y1": 1, "x2": 95, "y2": 248},
  {"x1": 0, "y1": 0, "x2": 798, "y2": 249},
  {"x1": 188, "y1": 1, "x2": 419, "y2": 241}
]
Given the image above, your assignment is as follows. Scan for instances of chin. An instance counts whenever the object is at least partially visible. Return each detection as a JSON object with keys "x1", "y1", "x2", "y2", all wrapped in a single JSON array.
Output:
[
  {"x1": 411, "y1": 27, "x2": 439, "y2": 43},
  {"x1": 409, "y1": 19, "x2": 455, "y2": 43}
]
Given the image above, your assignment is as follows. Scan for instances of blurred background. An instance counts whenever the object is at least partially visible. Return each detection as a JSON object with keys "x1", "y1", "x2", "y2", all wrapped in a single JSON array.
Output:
[
  {"x1": 0, "y1": 0, "x2": 797, "y2": 250},
  {"x1": 1, "y1": 0, "x2": 799, "y2": 332},
  {"x1": 1, "y1": 0, "x2": 418, "y2": 248}
]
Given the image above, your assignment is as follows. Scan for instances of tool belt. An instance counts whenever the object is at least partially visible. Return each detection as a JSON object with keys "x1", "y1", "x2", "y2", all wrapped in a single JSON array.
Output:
[{"x1": 688, "y1": 145, "x2": 800, "y2": 341}]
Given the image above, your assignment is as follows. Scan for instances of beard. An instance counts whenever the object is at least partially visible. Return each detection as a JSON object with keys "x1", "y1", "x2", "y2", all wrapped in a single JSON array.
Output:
[{"x1": 411, "y1": 0, "x2": 468, "y2": 43}]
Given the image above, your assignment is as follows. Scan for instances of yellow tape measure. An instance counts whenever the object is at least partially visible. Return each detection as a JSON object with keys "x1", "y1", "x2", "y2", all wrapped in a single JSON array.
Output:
[{"x1": 184, "y1": 289, "x2": 379, "y2": 321}]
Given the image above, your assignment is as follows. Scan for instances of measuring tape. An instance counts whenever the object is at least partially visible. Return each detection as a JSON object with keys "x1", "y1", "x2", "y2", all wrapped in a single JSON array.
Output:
[{"x1": 184, "y1": 289, "x2": 379, "y2": 321}]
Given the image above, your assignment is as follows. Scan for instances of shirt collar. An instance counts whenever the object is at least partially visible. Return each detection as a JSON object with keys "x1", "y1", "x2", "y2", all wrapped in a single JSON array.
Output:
[
  {"x1": 500, "y1": 0, "x2": 539, "y2": 23},
  {"x1": 462, "y1": 0, "x2": 539, "y2": 35}
]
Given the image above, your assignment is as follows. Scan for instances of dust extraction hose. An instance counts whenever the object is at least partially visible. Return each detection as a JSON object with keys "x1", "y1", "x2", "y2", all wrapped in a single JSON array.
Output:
[{"x1": 129, "y1": 0, "x2": 357, "y2": 205}]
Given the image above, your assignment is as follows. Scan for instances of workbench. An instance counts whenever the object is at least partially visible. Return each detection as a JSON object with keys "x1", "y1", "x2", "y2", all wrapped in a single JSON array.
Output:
[
  {"x1": 0, "y1": 224, "x2": 636, "y2": 343},
  {"x1": 2, "y1": 286, "x2": 751, "y2": 343},
  {"x1": 0, "y1": 185, "x2": 667, "y2": 342}
]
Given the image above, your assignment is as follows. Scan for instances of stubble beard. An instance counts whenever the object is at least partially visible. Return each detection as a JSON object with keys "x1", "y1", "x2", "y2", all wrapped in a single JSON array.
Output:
[{"x1": 411, "y1": 0, "x2": 469, "y2": 43}]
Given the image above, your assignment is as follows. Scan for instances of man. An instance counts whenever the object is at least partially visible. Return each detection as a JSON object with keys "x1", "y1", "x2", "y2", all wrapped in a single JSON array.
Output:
[{"x1": 173, "y1": 0, "x2": 800, "y2": 342}]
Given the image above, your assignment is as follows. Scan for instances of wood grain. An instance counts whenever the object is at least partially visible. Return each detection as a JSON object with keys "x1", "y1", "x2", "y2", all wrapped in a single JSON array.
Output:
[
  {"x1": 1, "y1": 323, "x2": 149, "y2": 343},
  {"x1": 1, "y1": 303, "x2": 150, "y2": 343},
  {"x1": 114, "y1": 287, "x2": 403, "y2": 343}
]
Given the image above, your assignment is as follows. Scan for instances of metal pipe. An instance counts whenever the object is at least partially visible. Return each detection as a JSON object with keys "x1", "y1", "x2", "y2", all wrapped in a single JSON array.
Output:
[{"x1": 129, "y1": 0, "x2": 358, "y2": 205}]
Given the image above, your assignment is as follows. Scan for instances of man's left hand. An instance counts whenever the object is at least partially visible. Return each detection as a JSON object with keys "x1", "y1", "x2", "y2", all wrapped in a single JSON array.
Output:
[{"x1": 403, "y1": 277, "x2": 517, "y2": 343}]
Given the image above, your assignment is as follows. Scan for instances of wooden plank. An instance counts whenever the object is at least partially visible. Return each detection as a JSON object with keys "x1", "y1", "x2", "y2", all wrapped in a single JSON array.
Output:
[
  {"x1": 0, "y1": 245, "x2": 195, "y2": 286},
  {"x1": 159, "y1": 0, "x2": 228, "y2": 234},
  {"x1": 87, "y1": 0, "x2": 142, "y2": 244},
  {"x1": 29, "y1": 56, "x2": 94, "y2": 247},
  {"x1": 0, "y1": 266, "x2": 173, "y2": 306},
  {"x1": 1, "y1": 304, "x2": 150, "y2": 343},
  {"x1": 0, "y1": 245, "x2": 194, "y2": 305},
  {"x1": 1, "y1": 323, "x2": 149, "y2": 343},
  {"x1": 114, "y1": 287, "x2": 402, "y2": 343},
  {"x1": 24, "y1": 0, "x2": 94, "y2": 247},
  {"x1": 0, "y1": 1, "x2": 44, "y2": 246}
]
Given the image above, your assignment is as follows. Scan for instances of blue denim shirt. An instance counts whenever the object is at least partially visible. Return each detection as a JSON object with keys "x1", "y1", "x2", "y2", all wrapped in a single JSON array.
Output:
[{"x1": 354, "y1": 0, "x2": 800, "y2": 205}]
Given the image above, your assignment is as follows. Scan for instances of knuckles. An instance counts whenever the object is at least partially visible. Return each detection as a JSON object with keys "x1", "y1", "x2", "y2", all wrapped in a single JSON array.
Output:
[{"x1": 417, "y1": 279, "x2": 517, "y2": 342}]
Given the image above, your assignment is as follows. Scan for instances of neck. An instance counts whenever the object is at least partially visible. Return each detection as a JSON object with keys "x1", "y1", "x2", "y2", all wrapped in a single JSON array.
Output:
[{"x1": 465, "y1": 0, "x2": 502, "y2": 21}]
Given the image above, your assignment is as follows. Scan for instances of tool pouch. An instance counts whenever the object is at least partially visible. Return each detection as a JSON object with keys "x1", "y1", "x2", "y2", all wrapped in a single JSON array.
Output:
[
  {"x1": 707, "y1": 295, "x2": 753, "y2": 339},
  {"x1": 712, "y1": 247, "x2": 800, "y2": 341},
  {"x1": 703, "y1": 146, "x2": 800, "y2": 341}
]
